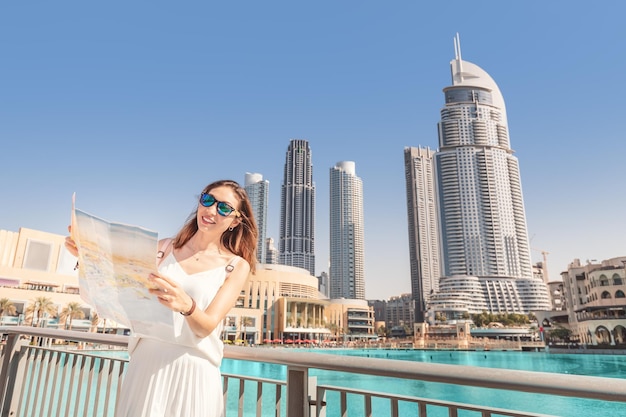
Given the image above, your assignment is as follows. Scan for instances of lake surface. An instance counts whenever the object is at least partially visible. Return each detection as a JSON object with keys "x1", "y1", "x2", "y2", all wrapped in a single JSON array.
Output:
[
  {"x1": 96, "y1": 348, "x2": 626, "y2": 416},
  {"x1": 221, "y1": 348, "x2": 626, "y2": 417}
]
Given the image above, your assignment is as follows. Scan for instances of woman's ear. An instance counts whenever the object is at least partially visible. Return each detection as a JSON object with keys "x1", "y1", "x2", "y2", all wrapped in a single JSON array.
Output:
[{"x1": 229, "y1": 217, "x2": 242, "y2": 229}]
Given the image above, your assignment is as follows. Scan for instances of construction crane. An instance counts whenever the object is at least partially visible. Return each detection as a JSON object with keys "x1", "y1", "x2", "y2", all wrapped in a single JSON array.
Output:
[{"x1": 531, "y1": 248, "x2": 550, "y2": 283}]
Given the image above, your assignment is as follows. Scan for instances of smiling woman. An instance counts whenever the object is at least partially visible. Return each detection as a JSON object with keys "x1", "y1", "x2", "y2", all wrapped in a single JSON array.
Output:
[
  {"x1": 63, "y1": 179, "x2": 259, "y2": 417},
  {"x1": 113, "y1": 180, "x2": 258, "y2": 417}
]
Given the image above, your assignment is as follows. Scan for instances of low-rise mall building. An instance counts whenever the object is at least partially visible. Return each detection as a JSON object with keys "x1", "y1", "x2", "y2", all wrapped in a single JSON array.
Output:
[{"x1": 0, "y1": 227, "x2": 376, "y2": 344}]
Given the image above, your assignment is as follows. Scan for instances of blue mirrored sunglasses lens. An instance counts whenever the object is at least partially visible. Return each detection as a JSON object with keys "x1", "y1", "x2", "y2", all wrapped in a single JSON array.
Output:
[
  {"x1": 216, "y1": 202, "x2": 234, "y2": 216},
  {"x1": 200, "y1": 193, "x2": 216, "y2": 207}
]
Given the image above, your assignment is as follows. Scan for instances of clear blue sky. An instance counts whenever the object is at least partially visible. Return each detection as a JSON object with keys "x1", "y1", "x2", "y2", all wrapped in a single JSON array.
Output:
[{"x1": 2, "y1": 2, "x2": 625, "y2": 300}]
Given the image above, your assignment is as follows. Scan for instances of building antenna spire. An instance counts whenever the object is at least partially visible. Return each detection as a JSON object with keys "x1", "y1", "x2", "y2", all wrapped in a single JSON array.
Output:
[{"x1": 454, "y1": 33, "x2": 463, "y2": 82}]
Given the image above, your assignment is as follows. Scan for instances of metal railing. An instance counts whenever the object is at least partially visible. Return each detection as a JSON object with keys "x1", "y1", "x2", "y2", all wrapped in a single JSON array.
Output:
[{"x1": 2, "y1": 326, "x2": 626, "y2": 417}]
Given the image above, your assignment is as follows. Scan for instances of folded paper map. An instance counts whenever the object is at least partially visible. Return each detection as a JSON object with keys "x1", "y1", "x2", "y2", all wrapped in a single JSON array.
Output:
[{"x1": 72, "y1": 194, "x2": 174, "y2": 337}]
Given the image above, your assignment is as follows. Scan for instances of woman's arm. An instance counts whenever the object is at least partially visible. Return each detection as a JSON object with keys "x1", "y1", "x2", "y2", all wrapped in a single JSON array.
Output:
[
  {"x1": 149, "y1": 260, "x2": 251, "y2": 338},
  {"x1": 184, "y1": 261, "x2": 250, "y2": 337}
]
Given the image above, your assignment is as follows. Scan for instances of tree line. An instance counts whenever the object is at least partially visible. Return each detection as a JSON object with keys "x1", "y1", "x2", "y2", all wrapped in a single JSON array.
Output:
[{"x1": 0, "y1": 296, "x2": 95, "y2": 331}]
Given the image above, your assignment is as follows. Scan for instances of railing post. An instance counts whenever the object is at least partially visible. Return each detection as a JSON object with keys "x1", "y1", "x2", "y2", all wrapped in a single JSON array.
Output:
[
  {"x1": 308, "y1": 376, "x2": 326, "y2": 417},
  {"x1": 0, "y1": 333, "x2": 16, "y2": 416},
  {"x1": 286, "y1": 365, "x2": 309, "y2": 417},
  {"x1": 0, "y1": 333, "x2": 27, "y2": 417}
]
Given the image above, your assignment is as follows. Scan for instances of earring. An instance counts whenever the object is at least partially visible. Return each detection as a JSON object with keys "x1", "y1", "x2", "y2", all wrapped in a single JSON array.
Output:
[{"x1": 228, "y1": 226, "x2": 234, "y2": 231}]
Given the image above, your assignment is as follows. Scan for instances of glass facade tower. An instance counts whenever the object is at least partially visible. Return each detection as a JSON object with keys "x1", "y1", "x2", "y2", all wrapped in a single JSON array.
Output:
[
  {"x1": 244, "y1": 172, "x2": 269, "y2": 264},
  {"x1": 279, "y1": 139, "x2": 316, "y2": 275},
  {"x1": 427, "y1": 35, "x2": 550, "y2": 316},
  {"x1": 435, "y1": 37, "x2": 533, "y2": 281},
  {"x1": 404, "y1": 147, "x2": 440, "y2": 323},
  {"x1": 329, "y1": 161, "x2": 364, "y2": 300}
]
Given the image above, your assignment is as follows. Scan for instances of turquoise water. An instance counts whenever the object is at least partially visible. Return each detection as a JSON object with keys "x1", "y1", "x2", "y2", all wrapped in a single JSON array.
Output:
[
  {"x1": 221, "y1": 349, "x2": 626, "y2": 417},
  {"x1": 19, "y1": 351, "x2": 126, "y2": 417},
  {"x1": 92, "y1": 348, "x2": 626, "y2": 417}
]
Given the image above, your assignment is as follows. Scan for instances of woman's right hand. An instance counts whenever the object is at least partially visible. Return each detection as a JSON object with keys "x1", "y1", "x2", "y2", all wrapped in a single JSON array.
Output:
[{"x1": 65, "y1": 225, "x2": 79, "y2": 257}]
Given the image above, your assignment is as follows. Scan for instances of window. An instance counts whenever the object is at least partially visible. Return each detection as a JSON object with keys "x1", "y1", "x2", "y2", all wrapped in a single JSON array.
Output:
[{"x1": 23, "y1": 239, "x2": 53, "y2": 272}]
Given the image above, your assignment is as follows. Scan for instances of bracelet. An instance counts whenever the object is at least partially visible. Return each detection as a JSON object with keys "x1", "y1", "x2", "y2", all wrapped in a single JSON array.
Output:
[{"x1": 180, "y1": 298, "x2": 196, "y2": 316}]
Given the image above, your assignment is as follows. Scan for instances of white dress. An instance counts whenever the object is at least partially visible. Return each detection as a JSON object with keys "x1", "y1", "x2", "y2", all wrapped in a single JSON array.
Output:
[{"x1": 115, "y1": 252, "x2": 239, "y2": 417}]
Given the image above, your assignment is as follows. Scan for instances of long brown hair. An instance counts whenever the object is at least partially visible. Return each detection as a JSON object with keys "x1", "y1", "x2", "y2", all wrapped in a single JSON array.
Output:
[{"x1": 172, "y1": 180, "x2": 258, "y2": 273}]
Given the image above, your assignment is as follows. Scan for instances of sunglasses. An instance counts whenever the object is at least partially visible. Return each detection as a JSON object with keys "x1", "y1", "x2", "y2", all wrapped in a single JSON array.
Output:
[{"x1": 199, "y1": 193, "x2": 240, "y2": 217}]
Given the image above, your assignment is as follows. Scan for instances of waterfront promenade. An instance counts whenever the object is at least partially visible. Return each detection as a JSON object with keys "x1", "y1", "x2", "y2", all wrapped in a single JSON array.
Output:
[{"x1": 3, "y1": 326, "x2": 626, "y2": 417}]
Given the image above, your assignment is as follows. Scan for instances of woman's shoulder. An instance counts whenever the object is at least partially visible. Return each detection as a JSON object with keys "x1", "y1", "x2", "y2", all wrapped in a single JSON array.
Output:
[
  {"x1": 158, "y1": 237, "x2": 174, "y2": 246},
  {"x1": 157, "y1": 238, "x2": 174, "y2": 261},
  {"x1": 225, "y1": 254, "x2": 250, "y2": 274}
]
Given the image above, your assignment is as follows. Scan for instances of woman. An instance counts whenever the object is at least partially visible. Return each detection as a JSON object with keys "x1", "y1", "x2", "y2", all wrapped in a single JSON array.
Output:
[{"x1": 66, "y1": 179, "x2": 258, "y2": 417}]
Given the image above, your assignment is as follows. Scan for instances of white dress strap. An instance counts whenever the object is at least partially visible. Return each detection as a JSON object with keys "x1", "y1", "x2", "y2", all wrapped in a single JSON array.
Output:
[
  {"x1": 225, "y1": 256, "x2": 242, "y2": 273},
  {"x1": 156, "y1": 238, "x2": 173, "y2": 265}
]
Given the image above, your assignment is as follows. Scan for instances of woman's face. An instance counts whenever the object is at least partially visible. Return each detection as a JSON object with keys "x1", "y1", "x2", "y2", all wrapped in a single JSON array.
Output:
[{"x1": 196, "y1": 186, "x2": 241, "y2": 233}]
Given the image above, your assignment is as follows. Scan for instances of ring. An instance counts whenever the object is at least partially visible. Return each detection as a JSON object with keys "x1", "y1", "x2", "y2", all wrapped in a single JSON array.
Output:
[{"x1": 163, "y1": 288, "x2": 168, "y2": 293}]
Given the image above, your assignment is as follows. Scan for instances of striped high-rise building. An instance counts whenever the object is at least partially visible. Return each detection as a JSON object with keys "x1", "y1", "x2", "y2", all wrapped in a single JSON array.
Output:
[
  {"x1": 436, "y1": 35, "x2": 533, "y2": 281},
  {"x1": 244, "y1": 173, "x2": 269, "y2": 264},
  {"x1": 403, "y1": 147, "x2": 440, "y2": 323},
  {"x1": 413, "y1": 35, "x2": 550, "y2": 320},
  {"x1": 329, "y1": 161, "x2": 364, "y2": 300},
  {"x1": 279, "y1": 139, "x2": 316, "y2": 275}
]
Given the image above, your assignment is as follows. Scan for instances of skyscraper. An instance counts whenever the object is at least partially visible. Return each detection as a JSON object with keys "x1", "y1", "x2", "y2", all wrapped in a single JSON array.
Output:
[
  {"x1": 329, "y1": 161, "x2": 364, "y2": 300},
  {"x1": 264, "y1": 237, "x2": 279, "y2": 265},
  {"x1": 279, "y1": 139, "x2": 316, "y2": 275},
  {"x1": 404, "y1": 147, "x2": 440, "y2": 323},
  {"x1": 428, "y1": 35, "x2": 550, "y2": 317},
  {"x1": 244, "y1": 172, "x2": 269, "y2": 264}
]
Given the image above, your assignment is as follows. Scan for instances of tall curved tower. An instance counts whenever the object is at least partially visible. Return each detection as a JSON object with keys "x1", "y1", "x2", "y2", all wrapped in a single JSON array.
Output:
[{"x1": 435, "y1": 35, "x2": 533, "y2": 281}]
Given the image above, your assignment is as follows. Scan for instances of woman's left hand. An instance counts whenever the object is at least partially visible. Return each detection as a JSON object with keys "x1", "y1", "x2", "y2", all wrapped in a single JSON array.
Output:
[{"x1": 149, "y1": 273, "x2": 194, "y2": 314}]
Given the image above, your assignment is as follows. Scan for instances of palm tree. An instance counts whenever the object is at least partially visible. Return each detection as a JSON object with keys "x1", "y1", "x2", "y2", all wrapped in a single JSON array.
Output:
[
  {"x1": 59, "y1": 302, "x2": 85, "y2": 330},
  {"x1": 327, "y1": 323, "x2": 339, "y2": 340},
  {"x1": 238, "y1": 316, "x2": 255, "y2": 343},
  {"x1": 89, "y1": 312, "x2": 101, "y2": 333},
  {"x1": 25, "y1": 297, "x2": 57, "y2": 327},
  {"x1": 0, "y1": 298, "x2": 17, "y2": 323}
]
